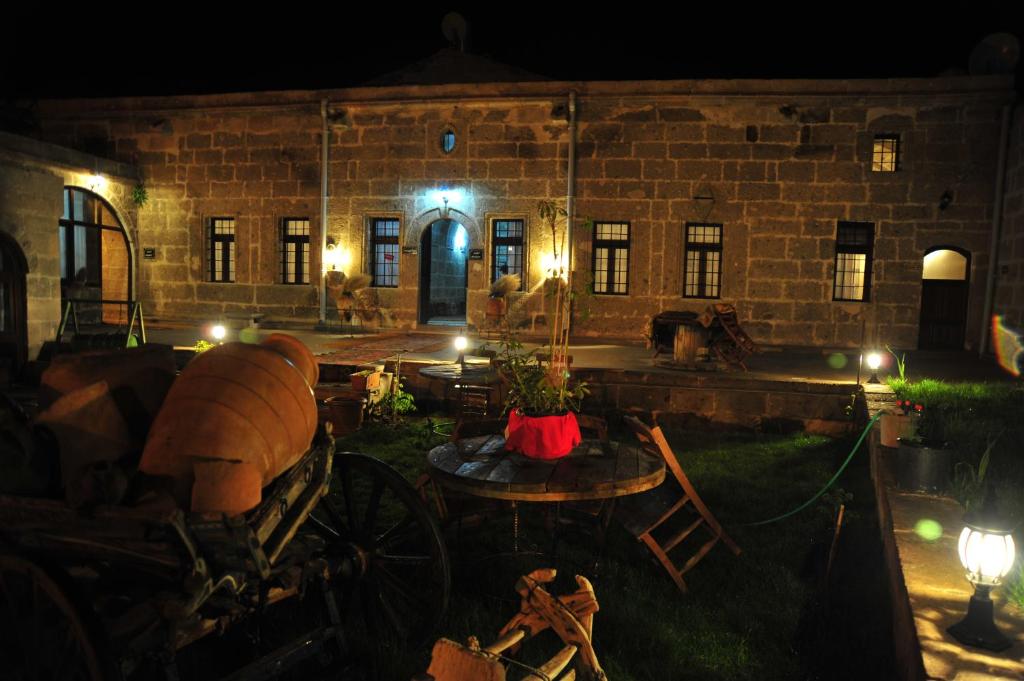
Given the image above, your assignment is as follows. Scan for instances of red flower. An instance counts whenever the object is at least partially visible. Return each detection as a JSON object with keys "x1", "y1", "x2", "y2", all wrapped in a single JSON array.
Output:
[{"x1": 914, "y1": 404, "x2": 923, "y2": 412}]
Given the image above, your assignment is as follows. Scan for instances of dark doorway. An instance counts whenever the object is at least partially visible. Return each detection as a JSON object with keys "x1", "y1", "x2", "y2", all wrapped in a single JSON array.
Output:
[
  {"x1": 918, "y1": 247, "x2": 969, "y2": 350},
  {"x1": 418, "y1": 219, "x2": 468, "y2": 325},
  {"x1": 0, "y1": 233, "x2": 28, "y2": 377}
]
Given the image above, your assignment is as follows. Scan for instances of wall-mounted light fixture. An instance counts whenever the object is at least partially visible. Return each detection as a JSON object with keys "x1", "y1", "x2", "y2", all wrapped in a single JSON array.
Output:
[
  {"x1": 88, "y1": 174, "x2": 106, "y2": 193},
  {"x1": 939, "y1": 190, "x2": 954, "y2": 211},
  {"x1": 427, "y1": 187, "x2": 468, "y2": 219},
  {"x1": 541, "y1": 251, "x2": 568, "y2": 281},
  {"x1": 322, "y1": 236, "x2": 351, "y2": 273}
]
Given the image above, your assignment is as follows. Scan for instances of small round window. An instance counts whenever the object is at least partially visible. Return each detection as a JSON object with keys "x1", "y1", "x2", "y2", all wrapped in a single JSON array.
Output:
[{"x1": 441, "y1": 129, "x2": 456, "y2": 154}]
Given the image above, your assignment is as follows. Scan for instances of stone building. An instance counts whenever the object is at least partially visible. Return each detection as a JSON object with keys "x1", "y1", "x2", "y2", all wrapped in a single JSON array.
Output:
[
  {"x1": 0, "y1": 132, "x2": 138, "y2": 373},
  {"x1": 2, "y1": 52, "x2": 1021, "y2": 364}
]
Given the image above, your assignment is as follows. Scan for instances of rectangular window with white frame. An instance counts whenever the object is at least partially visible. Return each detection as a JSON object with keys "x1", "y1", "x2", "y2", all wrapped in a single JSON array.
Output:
[
  {"x1": 370, "y1": 218, "x2": 400, "y2": 288},
  {"x1": 281, "y1": 218, "x2": 310, "y2": 285},
  {"x1": 592, "y1": 221, "x2": 630, "y2": 295},
  {"x1": 208, "y1": 217, "x2": 235, "y2": 283},
  {"x1": 683, "y1": 222, "x2": 722, "y2": 298},
  {"x1": 491, "y1": 218, "x2": 524, "y2": 289},
  {"x1": 833, "y1": 221, "x2": 874, "y2": 302}
]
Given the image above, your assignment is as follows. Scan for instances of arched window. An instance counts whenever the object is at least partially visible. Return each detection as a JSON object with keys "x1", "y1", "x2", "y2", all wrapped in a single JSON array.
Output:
[
  {"x1": 922, "y1": 248, "x2": 969, "y2": 281},
  {"x1": 59, "y1": 187, "x2": 132, "y2": 322}
]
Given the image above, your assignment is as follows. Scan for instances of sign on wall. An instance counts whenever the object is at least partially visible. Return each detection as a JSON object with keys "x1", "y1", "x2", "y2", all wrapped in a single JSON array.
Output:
[
  {"x1": 143, "y1": 248, "x2": 156, "y2": 259},
  {"x1": 469, "y1": 249, "x2": 483, "y2": 260}
]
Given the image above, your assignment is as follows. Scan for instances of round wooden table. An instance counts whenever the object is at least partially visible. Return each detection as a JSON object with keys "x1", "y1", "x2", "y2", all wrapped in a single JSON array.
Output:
[
  {"x1": 427, "y1": 434, "x2": 665, "y2": 554},
  {"x1": 417, "y1": 362, "x2": 498, "y2": 384},
  {"x1": 427, "y1": 434, "x2": 665, "y2": 502}
]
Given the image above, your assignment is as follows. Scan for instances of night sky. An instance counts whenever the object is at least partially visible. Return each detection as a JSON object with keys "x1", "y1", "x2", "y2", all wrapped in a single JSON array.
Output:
[{"x1": 2, "y1": 6, "x2": 1021, "y2": 99}]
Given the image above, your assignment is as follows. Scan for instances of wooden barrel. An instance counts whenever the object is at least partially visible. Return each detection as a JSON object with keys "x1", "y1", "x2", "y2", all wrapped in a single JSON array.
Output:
[
  {"x1": 139, "y1": 337, "x2": 318, "y2": 513},
  {"x1": 673, "y1": 324, "x2": 706, "y2": 366}
]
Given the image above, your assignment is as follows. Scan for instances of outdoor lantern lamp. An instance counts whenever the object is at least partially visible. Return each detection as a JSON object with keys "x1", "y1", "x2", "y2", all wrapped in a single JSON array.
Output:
[
  {"x1": 454, "y1": 335, "x2": 468, "y2": 368},
  {"x1": 947, "y1": 511, "x2": 1016, "y2": 652},
  {"x1": 211, "y1": 324, "x2": 227, "y2": 342},
  {"x1": 866, "y1": 352, "x2": 882, "y2": 384}
]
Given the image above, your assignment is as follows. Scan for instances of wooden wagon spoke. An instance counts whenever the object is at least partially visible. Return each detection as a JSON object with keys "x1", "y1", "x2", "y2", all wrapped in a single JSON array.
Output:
[
  {"x1": 305, "y1": 512, "x2": 340, "y2": 541},
  {"x1": 375, "y1": 552, "x2": 434, "y2": 567},
  {"x1": 338, "y1": 460, "x2": 358, "y2": 530},
  {"x1": 377, "y1": 512, "x2": 417, "y2": 547},
  {"x1": 374, "y1": 565, "x2": 432, "y2": 612},
  {"x1": 371, "y1": 581, "x2": 411, "y2": 642},
  {"x1": 362, "y1": 477, "x2": 386, "y2": 533},
  {"x1": 52, "y1": 623, "x2": 85, "y2": 681}
]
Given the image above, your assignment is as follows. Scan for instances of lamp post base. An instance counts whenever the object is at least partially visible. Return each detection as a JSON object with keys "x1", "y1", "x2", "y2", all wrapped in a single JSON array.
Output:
[{"x1": 948, "y1": 592, "x2": 1013, "y2": 652}]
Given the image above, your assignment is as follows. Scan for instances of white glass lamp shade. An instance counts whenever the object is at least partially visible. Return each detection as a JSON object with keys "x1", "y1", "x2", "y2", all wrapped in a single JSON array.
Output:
[
  {"x1": 866, "y1": 353, "x2": 882, "y2": 370},
  {"x1": 957, "y1": 525, "x2": 1016, "y2": 586},
  {"x1": 453, "y1": 336, "x2": 468, "y2": 352}
]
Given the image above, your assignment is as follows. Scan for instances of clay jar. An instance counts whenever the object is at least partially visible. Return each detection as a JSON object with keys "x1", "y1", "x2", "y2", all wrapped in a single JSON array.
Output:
[{"x1": 139, "y1": 335, "x2": 318, "y2": 514}]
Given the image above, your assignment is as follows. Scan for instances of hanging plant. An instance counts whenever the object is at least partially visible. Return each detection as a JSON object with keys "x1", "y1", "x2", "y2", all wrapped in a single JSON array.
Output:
[{"x1": 131, "y1": 183, "x2": 149, "y2": 208}]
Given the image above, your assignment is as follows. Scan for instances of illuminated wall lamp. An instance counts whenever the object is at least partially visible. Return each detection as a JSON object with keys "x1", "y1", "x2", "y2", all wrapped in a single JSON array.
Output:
[{"x1": 947, "y1": 508, "x2": 1016, "y2": 652}]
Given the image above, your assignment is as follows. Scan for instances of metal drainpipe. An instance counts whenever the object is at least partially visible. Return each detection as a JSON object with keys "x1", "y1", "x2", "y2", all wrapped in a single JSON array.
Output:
[
  {"x1": 319, "y1": 99, "x2": 329, "y2": 325},
  {"x1": 978, "y1": 103, "x2": 1013, "y2": 357},
  {"x1": 565, "y1": 91, "x2": 578, "y2": 332}
]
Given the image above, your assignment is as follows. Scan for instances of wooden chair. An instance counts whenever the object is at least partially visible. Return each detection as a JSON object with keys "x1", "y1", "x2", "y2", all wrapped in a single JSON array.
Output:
[
  {"x1": 616, "y1": 415, "x2": 741, "y2": 593},
  {"x1": 707, "y1": 303, "x2": 758, "y2": 371}
]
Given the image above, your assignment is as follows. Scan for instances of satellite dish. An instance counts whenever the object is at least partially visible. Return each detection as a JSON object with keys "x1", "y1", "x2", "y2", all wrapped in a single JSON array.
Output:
[
  {"x1": 968, "y1": 33, "x2": 1020, "y2": 76},
  {"x1": 441, "y1": 12, "x2": 468, "y2": 52}
]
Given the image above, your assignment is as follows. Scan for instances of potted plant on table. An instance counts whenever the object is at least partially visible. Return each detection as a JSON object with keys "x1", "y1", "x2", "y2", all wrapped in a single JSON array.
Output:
[
  {"x1": 498, "y1": 332, "x2": 588, "y2": 460},
  {"x1": 497, "y1": 200, "x2": 588, "y2": 460}
]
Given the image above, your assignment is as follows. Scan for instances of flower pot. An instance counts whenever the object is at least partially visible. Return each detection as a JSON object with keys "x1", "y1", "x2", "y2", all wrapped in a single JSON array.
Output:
[
  {"x1": 879, "y1": 413, "x2": 913, "y2": 448},
  {"x1": 504, "y1": 410, "x2": 581, "y2": 460},
  {"x1": 320, "y1": 394, "x2": 366, "y2": 436},
  {"x1": 486, "y1": 297, "x2": 506, "y2": 324},
  {"x1": 896, "y1": 439, "x2": 952, "y2": 494}
]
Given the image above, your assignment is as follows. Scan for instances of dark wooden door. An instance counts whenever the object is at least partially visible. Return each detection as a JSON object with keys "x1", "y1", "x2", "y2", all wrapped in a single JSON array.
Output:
[
  {"x1": 0, "y1": 238, "x2": 28, "y2": 376},
  {"x1": 919, "y1": 280, "x2": 968, "y2": 350}
]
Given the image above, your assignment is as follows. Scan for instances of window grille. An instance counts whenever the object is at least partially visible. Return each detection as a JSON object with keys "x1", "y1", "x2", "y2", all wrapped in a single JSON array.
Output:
[
  {"x1": 492, "y1": 218, "x2": 524, "y2": 288},
  {"x1": 871, "y1": 134, "x2": 900, "y2": 172},
  {"x1": 833, "y1": 221, "x2": 874, "y2": 301},
  {"x1": 371, "y1": 218, "x2": 400, "y2": 288},
  {"x1": 281, "y1": 218, "x2": 311, "y2": 285},
  {"x1": 209, "y1": 217, "x2": 235, "y2": 283},
  {"x1": 683, "y1": 223, "x2": 722, "y2": 298},
  {"x1": 592, "y1": 222, "x2": 630, "y2": 295}
]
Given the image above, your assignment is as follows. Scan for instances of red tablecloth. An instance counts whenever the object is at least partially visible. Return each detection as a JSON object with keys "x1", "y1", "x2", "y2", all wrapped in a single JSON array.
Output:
[{"x1": 504, "y1": 410, "x2": 581, "y2": 460}]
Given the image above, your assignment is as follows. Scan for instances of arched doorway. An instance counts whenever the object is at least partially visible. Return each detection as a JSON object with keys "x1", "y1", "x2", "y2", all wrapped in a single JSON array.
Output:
[
  {"x1": 918, "y1": 246, "x2": 970, "y2": 350},
  {"x1": 59, "y1": 187, "x2": 132, "y2": 326},
  {"x1": 419, "y1": 219, "x2": 468, "y2": 325},
  {"x1": 0, "y1": 233, "x2": 28, "y2": 376}
]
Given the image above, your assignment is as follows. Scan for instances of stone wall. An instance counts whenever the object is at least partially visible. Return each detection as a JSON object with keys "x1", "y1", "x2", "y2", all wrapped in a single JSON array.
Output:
[
  {"x1": 994, "y1": 105, "x2": 1024, "y2": 339},
  {"x1": 35, "y1": 77, "x2": 1015, "y2": 349}
]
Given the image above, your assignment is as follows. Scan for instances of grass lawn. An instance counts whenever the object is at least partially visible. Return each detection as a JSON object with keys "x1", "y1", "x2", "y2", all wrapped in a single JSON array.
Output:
[{"x1": 334, "y1": 417, "x2": 893, "y2": 681}]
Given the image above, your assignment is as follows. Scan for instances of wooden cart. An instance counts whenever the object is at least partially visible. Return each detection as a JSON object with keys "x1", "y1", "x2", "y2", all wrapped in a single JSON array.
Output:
[{"x1": 0, "y1": 428, "x2": 451, "y2": 680}]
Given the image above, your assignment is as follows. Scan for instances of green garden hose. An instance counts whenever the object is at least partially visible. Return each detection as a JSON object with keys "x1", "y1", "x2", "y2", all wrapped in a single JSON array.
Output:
[{"x1": 738, "y1": 412, "x2": 882, "y2": 527}]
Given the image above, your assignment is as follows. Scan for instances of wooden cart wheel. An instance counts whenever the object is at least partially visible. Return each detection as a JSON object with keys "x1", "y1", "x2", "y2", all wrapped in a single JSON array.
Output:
[
  {"x1": 310, "y1": 452, "x2": 451, "y2": 666},
  {"x1": 0, "y1": 554, "x2": 103, "y2": 681}
]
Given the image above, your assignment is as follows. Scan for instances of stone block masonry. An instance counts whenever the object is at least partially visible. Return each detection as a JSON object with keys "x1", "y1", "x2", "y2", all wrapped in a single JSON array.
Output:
[{"x1": 34, "y1": 76, "x2": 1018, "y2": 351}]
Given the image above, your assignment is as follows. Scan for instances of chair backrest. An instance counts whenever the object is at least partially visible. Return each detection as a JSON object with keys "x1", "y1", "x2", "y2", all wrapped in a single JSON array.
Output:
[
  {"x1": 575, "y1": 413, "x2": 608, "y2": 441},
  {"x1": 452, "y1": 417, "x2": 507, "y2": 441},
  {"x1": 623, "y1": 415, "x2": 721, "y2": 521},
  {"x1": 623, "y1": 415, "x2": 690, "y2": 491}
]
